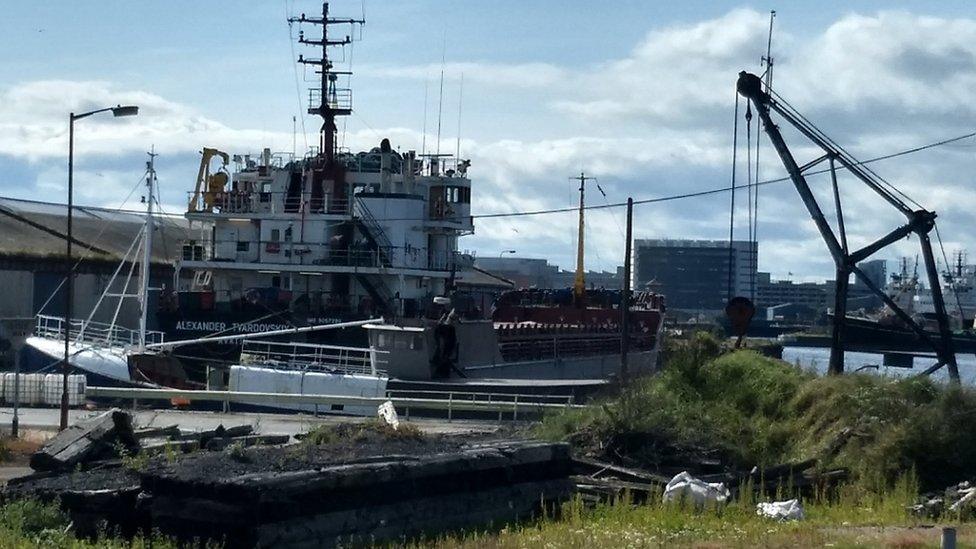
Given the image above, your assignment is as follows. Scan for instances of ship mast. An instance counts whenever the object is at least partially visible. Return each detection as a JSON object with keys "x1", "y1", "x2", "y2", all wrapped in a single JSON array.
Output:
[
  {"x1": 138, "y1": 148, "x2": 157, "y2": 350},
  {"x1": 290, "y1": 2, "x2": 364, "y2": 162}
]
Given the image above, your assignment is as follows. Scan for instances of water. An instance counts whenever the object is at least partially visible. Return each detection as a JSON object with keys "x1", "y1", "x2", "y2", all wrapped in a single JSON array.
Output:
[{"x1": 782, "y1": 346, "x2": 976, "y2": 385}]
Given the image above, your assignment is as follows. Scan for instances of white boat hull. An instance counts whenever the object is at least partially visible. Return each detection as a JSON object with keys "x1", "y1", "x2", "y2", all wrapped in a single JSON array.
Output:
[{"x1": 25, "y1": 336, "x2": 132, "y2": 385}]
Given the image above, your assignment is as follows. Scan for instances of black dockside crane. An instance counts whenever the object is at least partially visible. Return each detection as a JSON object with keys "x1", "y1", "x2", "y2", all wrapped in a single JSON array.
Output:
[{"x1": 735, "y1": 71, "x2": 960, "y2": 383}]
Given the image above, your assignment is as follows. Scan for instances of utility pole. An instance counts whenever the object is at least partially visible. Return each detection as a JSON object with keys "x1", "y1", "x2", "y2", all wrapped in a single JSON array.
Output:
[
  {"x1": 620, "y1": 198, "x2": 633, "y2": 380},
  {"x1": 1, "y1": 318, "x2": 31, "y2": 438}
]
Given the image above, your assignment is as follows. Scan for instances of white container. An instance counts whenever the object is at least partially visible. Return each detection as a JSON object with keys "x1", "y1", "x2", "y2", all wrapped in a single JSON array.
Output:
[
  {"x1": 42, "y1": 374, "x2": 61, "y2": 406},
  {"x1": 68, "y1": 375, "x2": 86, "y2": 407},
  {"x1": 40, "y1": 374, "x2": 87, "y2": 407},
  {"x1": 24, "y1": 374, "x2": 44, "y2": 406},
  {"x1": 2, "y1": 373, "x2": 15, "y2": 403},
  {"x1": 228, "y1": 365, "x2": 388, "y2": 416}
]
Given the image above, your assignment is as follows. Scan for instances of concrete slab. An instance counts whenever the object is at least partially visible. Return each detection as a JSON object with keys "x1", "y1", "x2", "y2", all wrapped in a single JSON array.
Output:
[{"x1": 0, "y1": 406, "x2": 506, "y2": 437}]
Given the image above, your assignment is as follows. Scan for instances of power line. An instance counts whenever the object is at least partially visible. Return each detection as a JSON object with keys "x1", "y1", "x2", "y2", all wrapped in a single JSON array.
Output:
[{"x1": 465, "y1": 131, "x2": 976, "y2": 222}]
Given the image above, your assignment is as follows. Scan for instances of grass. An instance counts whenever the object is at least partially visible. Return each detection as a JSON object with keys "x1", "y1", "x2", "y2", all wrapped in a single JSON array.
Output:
[
  {"x1": 0, "y1": 499, "x2": 185, "y2": 548},
  {"x1": 418, "y1": 471, "x2": 972, "y2": 548},
  {"x1": 302, "y1": 417, "x2": 424, "y2": 445},
  {"x1": 420, "y1": 487, "x2": 974, "y2": 548},
  {"x1": 537, "y1": 332, "x2": 976, "y2": 490}
]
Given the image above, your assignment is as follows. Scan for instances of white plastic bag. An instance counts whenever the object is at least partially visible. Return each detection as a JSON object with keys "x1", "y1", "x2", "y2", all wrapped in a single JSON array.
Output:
[
  {"x1": 756, "y1": 499, "x2": 805, "y2": 521},
  {"x1": 662, "y1": 471, "x2": 730, "y2": 507},
  {"x1": 377, "y1": 400, "x2": 400, "y2": 430}
]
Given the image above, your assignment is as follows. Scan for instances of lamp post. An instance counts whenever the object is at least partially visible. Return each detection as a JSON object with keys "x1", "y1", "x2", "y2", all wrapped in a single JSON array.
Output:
[
  {"x1": 61, "y1": 105, "x2": 138, "y2": 431},
  {"x1": 498, "y1": 250, "x2": 516, "y2": 258}
]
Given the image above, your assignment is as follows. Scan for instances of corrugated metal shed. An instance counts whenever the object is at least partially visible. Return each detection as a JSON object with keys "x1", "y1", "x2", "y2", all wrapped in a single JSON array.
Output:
[{"x1": 0, "y1": 196, "x2": 191, "y2": 264}]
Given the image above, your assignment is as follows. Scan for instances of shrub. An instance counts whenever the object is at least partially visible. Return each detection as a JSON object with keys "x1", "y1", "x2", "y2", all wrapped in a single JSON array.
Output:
[{"x1": 540, "y1": 341, "x2": 976, "y2": 491}]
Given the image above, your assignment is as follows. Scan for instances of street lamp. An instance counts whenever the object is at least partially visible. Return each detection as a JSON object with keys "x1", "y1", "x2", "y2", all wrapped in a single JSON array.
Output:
[
  {"x1": 498, "y1": 250, "x2": 516, "y2": 258},
  {"x1": 61, "y1": 105, "x2": 139, "y2": 430}
]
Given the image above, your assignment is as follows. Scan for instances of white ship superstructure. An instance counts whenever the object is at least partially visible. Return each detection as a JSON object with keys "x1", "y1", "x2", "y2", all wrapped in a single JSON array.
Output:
[
  {"x1": 177, "y1": 144, "x2": 473, "y2": 321},
  {"x1": 163, "y1": 2, "x2": 474, "y2": 342},
  {"x1": 913, "y1": 253, "x2": 976, "y2": 327}
]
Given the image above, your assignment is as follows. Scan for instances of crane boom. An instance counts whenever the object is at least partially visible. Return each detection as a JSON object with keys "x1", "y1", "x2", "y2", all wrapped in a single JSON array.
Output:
[{"x1": 735, "y1": 72, "x2": 959, "y2": 382}]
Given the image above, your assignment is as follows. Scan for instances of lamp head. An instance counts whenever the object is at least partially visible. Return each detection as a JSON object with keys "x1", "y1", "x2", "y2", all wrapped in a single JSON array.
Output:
[{"x1": 111, "y1": 105, "x2": 139, "y2": 117}]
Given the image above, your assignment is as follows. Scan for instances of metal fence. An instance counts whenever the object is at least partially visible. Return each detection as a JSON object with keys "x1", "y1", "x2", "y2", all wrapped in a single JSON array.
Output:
[
  {"x1": 36, "y1": 315, "x2": 165, "y2": 348},
  {"x1": 85, "y1": 386, "x2": 585, "y2": 420}
]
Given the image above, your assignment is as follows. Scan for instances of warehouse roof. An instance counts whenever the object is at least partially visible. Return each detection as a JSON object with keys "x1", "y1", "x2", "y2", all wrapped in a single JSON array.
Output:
[{"x1": 0, "y1": 196, "x2": 191, "y2": 265}]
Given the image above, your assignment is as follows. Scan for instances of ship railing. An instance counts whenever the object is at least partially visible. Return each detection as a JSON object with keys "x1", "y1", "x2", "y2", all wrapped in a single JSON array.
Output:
[
  {"x1": 385, "y1": 389, "x2": 574, "y2": 406},
  {"x1": 185, "y1": 239, "x2": 455, "y2": 272},
  {"x1": 308, "y1": 87, "x2": 352, "y2": 112},
  {"x1": 187, "y1": 190, "x2": 350, "y2": 216},
  {"x1": 384, "y1": 389, "x2": 577, "y2": 420},
  {"x1": 239, "y1": 340, "x2": 386, "y2": 376},
  {"x1": 35, "y1": 314, "x2": 165, "y2": 348},
  {"x1": 497, "y1": 333, "x2": 655, "y2": 362}
]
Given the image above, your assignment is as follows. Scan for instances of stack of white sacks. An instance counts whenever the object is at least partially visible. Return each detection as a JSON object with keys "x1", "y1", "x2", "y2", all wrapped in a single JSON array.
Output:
[{"x1": 0, "y1": 373, "x2": 85, "y2": 406}]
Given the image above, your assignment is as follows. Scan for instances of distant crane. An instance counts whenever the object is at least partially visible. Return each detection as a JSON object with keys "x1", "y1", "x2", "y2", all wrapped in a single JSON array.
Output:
[
  {"x1": 572, "y1": 172, "x2": 595, "y2": 307},
  {"x1": 736, "y1": 71, "x2": 960, "y2": 382}
]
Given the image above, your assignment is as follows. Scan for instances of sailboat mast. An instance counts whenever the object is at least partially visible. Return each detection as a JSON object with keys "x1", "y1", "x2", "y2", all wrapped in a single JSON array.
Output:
[{"x1": 138, "y1": 148, "x2": 156, "y2": 350}]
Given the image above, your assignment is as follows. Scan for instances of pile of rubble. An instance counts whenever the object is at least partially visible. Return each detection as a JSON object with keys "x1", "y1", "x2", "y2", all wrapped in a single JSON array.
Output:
[
  {"x1": 911, "y1": 480, "x2": 976, "y2": 518},
  {"x1": 25, "y1": 408, "x2": 288, "y2": 474}
]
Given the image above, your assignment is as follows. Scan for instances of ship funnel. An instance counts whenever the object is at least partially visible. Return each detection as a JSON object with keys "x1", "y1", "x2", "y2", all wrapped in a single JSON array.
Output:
[{"x1": 403, "y1": 150, "x2": 416, "y2": 194}]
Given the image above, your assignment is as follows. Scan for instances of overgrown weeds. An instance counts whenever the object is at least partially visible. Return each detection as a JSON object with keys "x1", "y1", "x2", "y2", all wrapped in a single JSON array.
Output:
[
  {"x1": 538, "y1": 331, "x2": 976, "y2": 490},
  {"x1": 418, "y1": 471, "x2": 957, "y2": 548},
  {"x1": 0, "y1": 499, "x2": 185, "y2": 548}
]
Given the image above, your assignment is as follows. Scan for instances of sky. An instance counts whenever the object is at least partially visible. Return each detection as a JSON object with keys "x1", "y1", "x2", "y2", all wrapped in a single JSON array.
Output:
[{"x1": 1, "y1": 1, "x2": 975, "y2": 282}]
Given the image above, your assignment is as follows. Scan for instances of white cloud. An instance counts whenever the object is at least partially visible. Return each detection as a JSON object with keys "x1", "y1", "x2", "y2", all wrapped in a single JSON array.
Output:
[
  {"x1": 3, "y1": 8, "x2": 976, "y2": 279},
  {"x1": 0, "y1": 80, "x2": 296, "y2": 161}
]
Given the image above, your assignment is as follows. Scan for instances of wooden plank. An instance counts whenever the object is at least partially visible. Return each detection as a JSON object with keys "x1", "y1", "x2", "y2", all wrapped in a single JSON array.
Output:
[
  {"x1": 571, "y1": 456, "x2": 671, "y2": 485},
  {"x1": 29, "y1": 409, "x2": 134, "y2": 472},
  {"x1": 204, "y1": 434, "x2": 291, "y2": 451},
  {"x1": 134, "y1": 425, "x2": 180, "y2": 440}
]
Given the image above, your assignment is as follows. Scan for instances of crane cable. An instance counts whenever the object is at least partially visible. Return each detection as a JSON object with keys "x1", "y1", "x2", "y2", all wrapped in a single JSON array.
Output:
[
  {"x1": 745, "y1": 102, "x2": 755, "y2": 300},
  {"x1": 727, "y1": 89, "x2": 740, "y2": 301},
  {"x1": 464, "y1": 131, "x2": 976, "y2": 223},
  {"x1": 768, "y1": 88, "x2": 924, "y2": 211}
]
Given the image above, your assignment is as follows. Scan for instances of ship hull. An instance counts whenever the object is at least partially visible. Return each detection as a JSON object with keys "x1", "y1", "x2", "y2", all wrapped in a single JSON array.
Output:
[{"x1": 786, "y1": 317, "x2": 976, "y2": 353}]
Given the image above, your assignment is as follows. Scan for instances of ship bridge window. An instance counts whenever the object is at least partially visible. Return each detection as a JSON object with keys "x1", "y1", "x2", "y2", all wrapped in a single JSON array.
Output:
[
  {"x1": 182, "y1": 242, "x2": 203, "y2": 261},
  {"x1": 271, "y1": 229, "x2": 280, "y2": 242},
  {"x1": 236, "y1": 241, "x2": 250, "y2": 252},
  {"x1": 435, "y1": 186, "x2": 470, "y2": 204}
]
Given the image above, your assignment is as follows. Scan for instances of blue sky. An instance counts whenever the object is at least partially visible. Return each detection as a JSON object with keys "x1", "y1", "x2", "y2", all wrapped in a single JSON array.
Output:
[{"x1": 2, "y1": 1, "x2": 975, "y2": 280}]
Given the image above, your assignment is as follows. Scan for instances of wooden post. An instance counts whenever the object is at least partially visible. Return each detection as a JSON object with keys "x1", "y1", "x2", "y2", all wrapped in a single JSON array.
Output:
[{"x1": 620, "y1": 198, "x2": 633, "y2": 380}]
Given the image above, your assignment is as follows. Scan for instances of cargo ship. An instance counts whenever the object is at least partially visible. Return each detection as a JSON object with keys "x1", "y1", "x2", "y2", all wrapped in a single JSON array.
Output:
[
  {"x1": 24, "y1": 2, "x2": 665, "y2": 412},
  {"x1": 155, "y1": 2, "x2": 473, "y2": 364}
]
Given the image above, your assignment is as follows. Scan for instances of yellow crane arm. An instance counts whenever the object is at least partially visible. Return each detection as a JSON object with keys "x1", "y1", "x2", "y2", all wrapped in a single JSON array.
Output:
[{"x1": 188, "y1": 147, "x2": 230, "y2": 212}]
